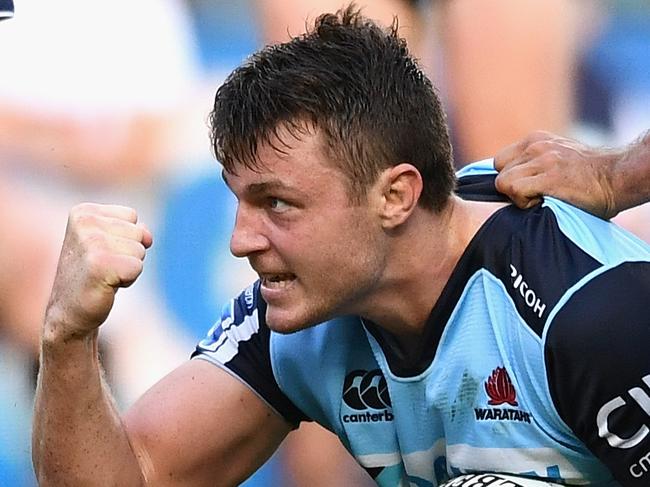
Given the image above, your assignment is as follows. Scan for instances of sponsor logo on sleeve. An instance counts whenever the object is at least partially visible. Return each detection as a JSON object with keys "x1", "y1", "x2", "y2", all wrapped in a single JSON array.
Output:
[
  {"x1": 596, "y1": 374, "x2": 650, "y2": 479},
  {"x1": 475, "y1": 367, "x2": 532, "y2": 424},
  {"x1": 597, "y1": 374, "x2": 650, "y2": 449},
  {"x1": 342, "y1": 369, "x2": 394, "y2": 423}
]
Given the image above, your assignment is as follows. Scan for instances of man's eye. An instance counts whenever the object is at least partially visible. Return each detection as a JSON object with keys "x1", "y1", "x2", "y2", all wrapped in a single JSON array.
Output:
[{"x1": 269, "y1": 198, "x2": 291, "y2": 212}]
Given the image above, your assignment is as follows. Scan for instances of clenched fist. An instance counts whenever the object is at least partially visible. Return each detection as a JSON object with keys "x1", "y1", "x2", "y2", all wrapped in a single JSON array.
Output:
[{"x1": 43, "y1": 203, "x2": 152, "y2": 343}]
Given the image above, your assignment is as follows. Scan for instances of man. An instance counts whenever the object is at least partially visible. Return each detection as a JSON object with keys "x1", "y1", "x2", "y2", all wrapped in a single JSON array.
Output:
[{"x1": 33, "y1": 6, "x2": 650, "y2": 486}]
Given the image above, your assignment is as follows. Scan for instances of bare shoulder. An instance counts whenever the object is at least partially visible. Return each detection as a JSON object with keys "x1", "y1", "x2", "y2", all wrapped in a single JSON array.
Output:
[{"x1": 124, "y1": 359, "x2": 291, "y2": 486}]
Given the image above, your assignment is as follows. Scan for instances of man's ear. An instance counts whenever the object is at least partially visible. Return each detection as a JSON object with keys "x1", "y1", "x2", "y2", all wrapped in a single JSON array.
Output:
[{"x1": 376, "y1": 163, "x2": 423, "y2": 229}]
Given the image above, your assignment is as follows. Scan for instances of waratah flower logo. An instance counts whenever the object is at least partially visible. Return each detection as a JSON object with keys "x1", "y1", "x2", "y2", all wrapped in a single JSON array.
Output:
[{"x1": 485, "y1": 366, "x2": 518, "y2": 407}]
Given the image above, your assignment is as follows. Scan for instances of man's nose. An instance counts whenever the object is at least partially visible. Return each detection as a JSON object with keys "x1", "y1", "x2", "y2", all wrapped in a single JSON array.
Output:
[{"x1": 229, "y1": 204, "x2": 269, "y2": 258}]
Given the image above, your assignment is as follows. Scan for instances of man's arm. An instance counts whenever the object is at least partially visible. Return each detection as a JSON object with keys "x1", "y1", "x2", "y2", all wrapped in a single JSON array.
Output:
[
  {"x1": 124, "y1": 360, "x2": 290, "y2": 486},
  {"x1": 32, "y1": 203, "x2": 290, "y2": 486},
  {"x1": 494, "y1": 130, "x2": 650, "y2": 219}
]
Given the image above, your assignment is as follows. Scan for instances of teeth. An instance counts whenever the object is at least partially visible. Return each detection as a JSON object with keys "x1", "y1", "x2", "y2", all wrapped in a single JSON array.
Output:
[{"x1": 263, "y1": 274, "x2": 294, "y2": 288}]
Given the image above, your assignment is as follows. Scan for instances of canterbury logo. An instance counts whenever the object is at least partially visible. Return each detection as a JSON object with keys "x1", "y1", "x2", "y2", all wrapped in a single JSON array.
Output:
[
  {"x1": 486, "y1": 367, "x2": 518, "y2": 407},
  {"x1": 343, "y1": 369, "x2": 392, "y2": 410}
]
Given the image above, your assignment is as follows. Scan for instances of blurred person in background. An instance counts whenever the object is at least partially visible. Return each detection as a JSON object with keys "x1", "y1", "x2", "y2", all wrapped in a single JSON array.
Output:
[
  {"x1": 254, "y1": 0, "x2": 585, "y2": 165},
  {"x1": 571, "y1": 0, "x2": 650, "y2": 243},
  {"x1": 0, "y1": 0, "x2": 202, "y2": 484}
]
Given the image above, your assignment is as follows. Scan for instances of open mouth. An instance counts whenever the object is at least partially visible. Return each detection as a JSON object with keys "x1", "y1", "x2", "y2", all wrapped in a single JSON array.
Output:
[{"x1": 261, "y1": 273, "x2": 296, "y2": 289}]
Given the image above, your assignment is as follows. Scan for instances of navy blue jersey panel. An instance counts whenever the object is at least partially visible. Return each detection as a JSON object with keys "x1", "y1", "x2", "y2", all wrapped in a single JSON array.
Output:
[
  {"x1": 366, "y1": 204, "x2": 600, "y2": 377},
  {"x1": 494, "y1": 205, "x2": 601, "y2": 337},
  {"x1": 458, "y1": 173, "x2": 601, "y2": 337},
  {"x1": 193, "y1": 282, "x2": 307, "y2": 425},
  {"x1": 456, "y1": 173, "x2": 510, "y2": 202},
  {"x1": 546, "y1": 262, "x2": 650, "y2": 485}
]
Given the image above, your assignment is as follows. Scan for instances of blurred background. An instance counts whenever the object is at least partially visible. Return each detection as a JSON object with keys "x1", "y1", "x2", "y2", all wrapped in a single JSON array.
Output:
[{"x1": 0, "y1": 0, "x2": 648, "y2": 485}]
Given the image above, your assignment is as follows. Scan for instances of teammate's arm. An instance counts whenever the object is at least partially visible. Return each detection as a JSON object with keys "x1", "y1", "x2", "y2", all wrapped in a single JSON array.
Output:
[
  {"x1": 32, "y1": 203, "x2": 290, "y2": 486},
  {"x1": 494, "y1": 130, "x2": 650, "y2": 219}
]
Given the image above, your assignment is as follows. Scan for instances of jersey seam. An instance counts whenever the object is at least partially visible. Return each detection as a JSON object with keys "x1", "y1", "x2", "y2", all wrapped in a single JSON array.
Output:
[{"x1": 191, "y1": 354, "x2": 292, "y2": 426}]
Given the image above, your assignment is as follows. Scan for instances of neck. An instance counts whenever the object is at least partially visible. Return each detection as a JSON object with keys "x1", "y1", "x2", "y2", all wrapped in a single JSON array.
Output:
[{"x1": 358, "y1": 197, "x2": 506, "y2": 341}]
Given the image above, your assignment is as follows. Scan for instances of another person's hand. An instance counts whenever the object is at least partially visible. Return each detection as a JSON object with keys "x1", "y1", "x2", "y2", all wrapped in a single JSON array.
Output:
[
  {"x1": 43, "y1": 203, "x2": 152, "y2": 342},
  {"x1": 494, "y1": 131, "x2": 619, "y2": 219}
]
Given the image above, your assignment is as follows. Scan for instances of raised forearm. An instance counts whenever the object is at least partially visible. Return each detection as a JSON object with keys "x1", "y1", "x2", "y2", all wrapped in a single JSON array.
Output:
[
  {"x1": 32, "y1": 202, "x2": 152, "y2": 486},
  {"x1": 33, "y1": 329, "x2": 145, "y2": 486}
]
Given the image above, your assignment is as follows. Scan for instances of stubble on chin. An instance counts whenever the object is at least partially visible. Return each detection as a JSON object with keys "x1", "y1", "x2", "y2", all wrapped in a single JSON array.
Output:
[{"x1": 264, "y1": 302, "x2": 332, "y2": 335}]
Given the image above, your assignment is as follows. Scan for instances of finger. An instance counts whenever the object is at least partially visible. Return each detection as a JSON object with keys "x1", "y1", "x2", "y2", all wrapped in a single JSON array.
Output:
[
  {"x1": 497, "y1": 171, "x2": 549, "y2": 209},
  {"x1": 493, "y1": 131, "x2": 553, "y2": 171},
  {"x1": 106, "y1": 235, "x2": 148, "y2": 261},
  {"x1": 72, "y1": 202, "x2": 139, "y2": 224},
  {"x1": 105, "y1": 254, "x2": 145, "y2": 288},
  {"x1": 138, "y1": 223, "x2": 153, "y2": 249},
  {"x1": 102, "y1": 218, "x2": 152, "y2": 249},
  {"x1": 494, "y1": 140, "x2": 527, "y2": 171},
  {"x1": 495, "y1": 157, "x2": 544, "y2": 194},
  {"x1": 88, "y1": 215, "x2": 148, "y2": 244}
]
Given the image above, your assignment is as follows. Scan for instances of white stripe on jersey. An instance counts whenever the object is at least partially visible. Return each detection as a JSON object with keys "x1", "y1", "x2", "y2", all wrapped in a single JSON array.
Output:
[
  {"x1": 446, "y1": 444, "x2": 584, "y2": 481},
  {"x1": 355, "y1": 451, "x2": 403, "y2": 468},
  {"x1": 198, "y1": 309, "x2": 260, "y2": 363}
]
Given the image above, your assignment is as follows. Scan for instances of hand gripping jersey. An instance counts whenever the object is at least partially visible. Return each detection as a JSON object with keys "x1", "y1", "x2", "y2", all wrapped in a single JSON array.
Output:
[{"x1": 193, "y1": 160, "x2": 650, "y2": 486}]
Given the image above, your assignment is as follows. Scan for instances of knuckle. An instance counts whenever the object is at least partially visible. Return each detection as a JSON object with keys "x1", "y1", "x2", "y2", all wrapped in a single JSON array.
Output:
[
  {"x1": 80, "y1": 229, "x2": 107, "y2": 249},
  {"x1": 68, "y1": 205, "x2": 85, "y2": 223},
  {"x1": 527, "y1": 139, "x2": 556, "y2": 158},
  {"x1": 538, "y1": 150, "x2": 562, "y2": 166},
  {"x1": 495, "y1": 174, "x2": 515, "y2": 194},
  {"x1": 75, "y1": 212, "x2": 100, "y2": 228},
  {"x1": 122, "y1": 206, "x2": 138, "y2": 223},
  {"x1": 82, "y1": 249, "x2": 107, "y2": 276},
  {"x1": 122, "y1": 257, "x2": 144, "y2": 282},
  {"x1": 71, "y1": 202, "x2": 100, "y2": 218},
  {"x1": 528, "y1": 130, "x2": 553, "y2": 142},
  {"x1": 120, "y1": 205, "x2": 138, "y2": 223},
  {"x1": 494, "y1": 173, "x2": 508, "y2": 190},
  {"x1": 130, "y1": 241, "x2": 146, "y2": 260}
]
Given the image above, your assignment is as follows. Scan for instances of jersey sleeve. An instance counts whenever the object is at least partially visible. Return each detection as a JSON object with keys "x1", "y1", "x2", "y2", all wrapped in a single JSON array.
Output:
[
  {"x1": 191, "y1": 281, "x2": 307, "y2": 426},
  {"x1": 545, "y1": 261, "x2": 650, "y2": 485}
]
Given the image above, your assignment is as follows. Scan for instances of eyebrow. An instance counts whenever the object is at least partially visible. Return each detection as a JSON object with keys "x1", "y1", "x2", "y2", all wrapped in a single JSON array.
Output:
[{"x1": 221, "y1": 170, "x2": 306, "y2": 198}]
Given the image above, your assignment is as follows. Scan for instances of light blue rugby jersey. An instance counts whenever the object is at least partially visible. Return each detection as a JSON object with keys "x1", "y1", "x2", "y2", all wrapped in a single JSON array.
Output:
[{"x1": 194, "y1": 160, "x2": 650, "y2": 486}]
